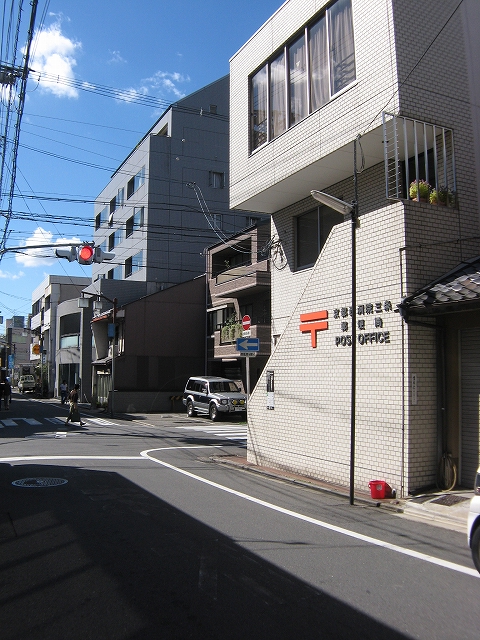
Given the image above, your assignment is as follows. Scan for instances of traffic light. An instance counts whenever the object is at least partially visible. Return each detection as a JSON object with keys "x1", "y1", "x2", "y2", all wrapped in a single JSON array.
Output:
[
  {"x1": 55, "y1": 246, "x2": 77, "y2": 262},
  {"x1": 78, "y1": 244, "x2": 95, "y2": 265},
  {"x1": 94, "y1": 247, "x2": 115, "y2": 263}
]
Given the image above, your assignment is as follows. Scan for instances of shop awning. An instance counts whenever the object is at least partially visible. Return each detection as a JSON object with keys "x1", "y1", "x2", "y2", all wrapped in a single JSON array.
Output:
[{"x1": 399, "y1": 256, "x2": 480, "y2": 318}]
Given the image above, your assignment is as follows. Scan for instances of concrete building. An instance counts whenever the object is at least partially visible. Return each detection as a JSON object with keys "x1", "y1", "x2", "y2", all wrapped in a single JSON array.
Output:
[
  {"x1": 206, "y1": 221, "x2": 271, "y2": 393},
  {"x1": 90, "y1": 277, "x2": 205, "y2": 412},
  {"x1": 230, "y1": 0, "x2": 480, "y2": 495},
  {"x1": 93, "y1": 75, "x2": 258, "y2": 293},
  {"x1": 30, "y1": 276, "x2": 91, "y2": 398}
]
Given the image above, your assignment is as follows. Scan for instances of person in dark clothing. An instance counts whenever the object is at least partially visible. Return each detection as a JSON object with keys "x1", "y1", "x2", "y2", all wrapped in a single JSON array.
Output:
[
  {"x1": 65, "y1": 384, "x2": 86, "y2": 426},
  {"x1": 3, "y1": 380, "x2": 11, "y2": 409}
]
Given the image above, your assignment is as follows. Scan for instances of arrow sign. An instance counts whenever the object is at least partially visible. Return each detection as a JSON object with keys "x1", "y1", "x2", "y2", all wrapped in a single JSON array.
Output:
[{"x1": 236, "y1": 337, "x2": 259, "y2": 352}]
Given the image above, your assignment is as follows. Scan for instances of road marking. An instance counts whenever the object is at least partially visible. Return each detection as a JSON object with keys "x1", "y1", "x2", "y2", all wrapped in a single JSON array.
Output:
[
  {"x1": 1, "y1": 419, "x2": 17, "y2": 426},
  {"x1": 176, "y1": 425, "x2": 247, "y2": 440},
  {"x1": 46, "y1": 418, "x2": 65, "y2": 424},
  {"x1": 140, "y1": 447, "x2": 480, "y2": 579},
  {"x1": 0, "y1": 446, "x2": 219, "y2": 464},
  {"x1": 23, "y1": 418, "x2": 42, "y2": 425},
  {"x1": 55, "y1": 432, "x2": 67, "y2": 438},
  {"x1": 89, "y1": 418, "x2": 115, "y2": 425}
]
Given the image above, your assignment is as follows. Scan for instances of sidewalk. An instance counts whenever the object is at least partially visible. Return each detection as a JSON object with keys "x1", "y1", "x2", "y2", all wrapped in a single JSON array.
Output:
[{"x1": 211, "y1": 453, "x2": 472, "y2": 534}]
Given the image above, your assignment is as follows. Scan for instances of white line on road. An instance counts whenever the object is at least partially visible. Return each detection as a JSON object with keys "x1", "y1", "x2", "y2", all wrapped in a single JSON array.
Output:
[
  {"x1": 0, "y1": 446, "x2": 222, "y2": 464},
  {"x1": 140, "y1": 447, "x2": 480, "y2": 579}
]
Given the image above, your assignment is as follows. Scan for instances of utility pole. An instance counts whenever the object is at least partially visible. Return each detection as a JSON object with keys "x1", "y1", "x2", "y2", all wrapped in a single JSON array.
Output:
[{"x1": 0, "y1": 0, "x2": 39, "y2": 260}]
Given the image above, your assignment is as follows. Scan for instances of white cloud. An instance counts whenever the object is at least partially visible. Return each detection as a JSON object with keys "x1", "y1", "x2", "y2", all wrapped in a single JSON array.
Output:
[
  {"x1": 0, "y1": 269, "x2": 24, "y2": 280},
  {"x1": 144, "y1": 71, "x2": 190, "y2": 98},
  {"x1": 15, "y1": 227, "x2": 81, "y2": 267},
  {"x1": 30, "y1": 18, "x2": 81, "y2": 98},
  {"x1": 115, "y1": 86, "x2": 148, "y2": 104},
  {"x1": 108, "y1": 50, "x2": 126, "y2": 64}
]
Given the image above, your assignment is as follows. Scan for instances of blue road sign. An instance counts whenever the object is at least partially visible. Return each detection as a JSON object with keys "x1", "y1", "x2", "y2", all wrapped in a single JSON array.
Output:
[{"x1": 236, "y1": 337, "x2": 260, "y2": 352}]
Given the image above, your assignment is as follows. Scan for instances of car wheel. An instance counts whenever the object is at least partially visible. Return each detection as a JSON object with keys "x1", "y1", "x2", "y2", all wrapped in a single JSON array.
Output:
[
  {"x1": 209, "y1": 403, "x2": 218, "y2": 421},
  {"x1": 186, "y1": 400, "x2": 196, "y2": 417},
  {"x1": 471, "y1": 525, "x2": 480, "y2": 573}
]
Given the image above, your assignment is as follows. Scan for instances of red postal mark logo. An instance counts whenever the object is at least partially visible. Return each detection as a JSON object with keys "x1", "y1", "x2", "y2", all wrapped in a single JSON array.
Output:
[{"x1": 299, "y1": 310, "x2": 328, "y2": 348}]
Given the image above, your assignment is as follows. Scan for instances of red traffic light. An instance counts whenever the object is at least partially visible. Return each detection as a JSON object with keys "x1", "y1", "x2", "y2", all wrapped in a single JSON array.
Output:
[{"x1": 78, "y1": 244, "x2": 94, "y2": 265}]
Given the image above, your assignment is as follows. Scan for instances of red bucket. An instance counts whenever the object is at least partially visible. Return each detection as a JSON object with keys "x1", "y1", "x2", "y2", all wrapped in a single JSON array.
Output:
[{"x1": 369, "y1": 480, "x2": 392, "y2": 499}]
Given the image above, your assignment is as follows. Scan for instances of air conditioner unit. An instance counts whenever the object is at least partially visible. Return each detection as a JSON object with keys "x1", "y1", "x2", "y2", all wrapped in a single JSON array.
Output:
[{"x1": 108, "y1": 345, "x2": 119, "y2": 358}]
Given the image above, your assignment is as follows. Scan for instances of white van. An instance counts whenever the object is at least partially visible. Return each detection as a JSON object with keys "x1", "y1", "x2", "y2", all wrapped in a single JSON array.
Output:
[{"x1": 468, "y1": 466, "x2": 480, "y2": 573}]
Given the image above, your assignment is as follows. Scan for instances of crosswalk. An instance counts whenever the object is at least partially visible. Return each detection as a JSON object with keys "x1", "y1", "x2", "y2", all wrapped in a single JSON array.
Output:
[
  {"x1": 175, "y1": 424, "x2": 247, "y2": 443},
  {"x1": 0, "y1": 416, "x2": 116, "y2": 429}
]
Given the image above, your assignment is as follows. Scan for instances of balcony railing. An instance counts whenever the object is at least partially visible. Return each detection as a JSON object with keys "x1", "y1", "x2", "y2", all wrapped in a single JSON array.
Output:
[{"x1": 382, "y1": 113, "x2": 456, "y2": 204}]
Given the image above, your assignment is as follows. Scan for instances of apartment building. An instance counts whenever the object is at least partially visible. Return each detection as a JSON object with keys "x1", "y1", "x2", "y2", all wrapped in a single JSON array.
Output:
[
  {"x1": 93, "y1": 75, "x2": 257, "y2": 293},
  {"x1": 230, "y1": 0, "x2": 480, "y2": 495},
  {"x1": 206, "y1": 220, "x2": 271, "y2": 392}
]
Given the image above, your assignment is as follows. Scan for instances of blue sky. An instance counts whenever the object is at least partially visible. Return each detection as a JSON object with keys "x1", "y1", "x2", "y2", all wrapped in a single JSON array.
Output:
[{"x1": 0, "y1": 0, "x2": 281, "y2": 324}]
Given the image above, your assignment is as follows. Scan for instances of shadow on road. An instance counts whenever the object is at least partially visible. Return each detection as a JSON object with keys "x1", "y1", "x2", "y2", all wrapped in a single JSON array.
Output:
[{"x1": 0, "y1": 462, "x2": 410, "y2": 640}]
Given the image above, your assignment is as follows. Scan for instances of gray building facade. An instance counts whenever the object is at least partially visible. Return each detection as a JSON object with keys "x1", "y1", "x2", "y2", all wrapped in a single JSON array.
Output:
[{"x1": 93, "y1": 75, "x2": 259, "y2": 292}]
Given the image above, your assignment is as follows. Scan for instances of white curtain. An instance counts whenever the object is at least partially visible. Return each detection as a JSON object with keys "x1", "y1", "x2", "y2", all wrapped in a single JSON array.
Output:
[
  {"x1": 289, "y1": 34, "x2": 307, "y2": 126},
  {"x1": 270, "y1": 52, "x2": 286, "y2": 139},
  {"x1": 251, "y1": 65, "x2": 268, "y2": 149},
  {"x1": 328, "y1": 0, "x2": 355, "y2": 95},
  {"x1": 309, "y1": 16, "x2": 329, "y2": 111}
]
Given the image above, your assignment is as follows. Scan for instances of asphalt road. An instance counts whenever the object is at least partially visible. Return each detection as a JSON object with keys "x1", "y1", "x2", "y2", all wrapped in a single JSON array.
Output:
[{"x1": 1, "y1": 393, "x2": 479, "y2": 639}]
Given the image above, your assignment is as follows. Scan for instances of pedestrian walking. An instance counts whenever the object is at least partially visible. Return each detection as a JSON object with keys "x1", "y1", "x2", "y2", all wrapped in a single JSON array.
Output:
[
  {"x1": 60, "y1": 380, "x2": 68, "y2": 404},
  {"x1": 0, "y1": 381, "x2": 4, "y2": 410},
  {"x1": 3, "y1": 379, "x2": 11, "y2": 409},
  {"x1": 65, "y1": 384, "x2": 86, "y2": 426}
]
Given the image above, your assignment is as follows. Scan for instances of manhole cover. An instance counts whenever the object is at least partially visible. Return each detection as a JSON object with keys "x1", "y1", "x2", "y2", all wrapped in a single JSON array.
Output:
[
  {"x1": 431, "y1": 494, "x2": 469, "y2": 507},
  {"x1": 12, "y1": 477, "x2": 68, "y2": 488}
]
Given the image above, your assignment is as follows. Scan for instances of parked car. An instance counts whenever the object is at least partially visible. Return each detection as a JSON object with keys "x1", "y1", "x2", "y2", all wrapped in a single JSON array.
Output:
[
  {"x1": 183, "y1": 376, "x2": 246, "y2": 421},
  {"x1": 17, "y1": 375, "x2": 36, "y2": 393},
  {"x1": 468, "y1": 466, "x2": 480, "y2": 573}
]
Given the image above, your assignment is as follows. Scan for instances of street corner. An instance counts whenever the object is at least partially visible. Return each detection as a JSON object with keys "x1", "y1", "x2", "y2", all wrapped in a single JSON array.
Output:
[{"x1": 400, "y1": 490, "x2": 472, "y2": 531}]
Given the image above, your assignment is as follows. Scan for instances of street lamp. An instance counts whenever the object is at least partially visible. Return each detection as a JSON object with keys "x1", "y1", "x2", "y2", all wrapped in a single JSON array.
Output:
[{"x1": 311, "y1": 137, "x2": 359, "y2": 506}]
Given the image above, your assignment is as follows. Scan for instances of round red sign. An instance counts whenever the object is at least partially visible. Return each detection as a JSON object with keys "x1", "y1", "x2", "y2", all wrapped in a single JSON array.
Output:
[{"x1": 242, "y1": 315, "x2": 251, "y2": 330}]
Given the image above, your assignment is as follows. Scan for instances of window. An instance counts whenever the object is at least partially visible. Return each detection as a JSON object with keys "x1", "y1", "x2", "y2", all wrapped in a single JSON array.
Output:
[
  {"x1": 270, "y1": 52, "x2": 286, "y2": 138},
  {"x1": 108, "y1": 229, "x2": 123, "y2": 250},
  {"x1": 250, "y1": 0, "x2": 355, "y2": 151},
  {"x1": 210, "y1": 171, "x2": 225, "y2": 189},
  {"x1": 127, "y1": 166, "x2": 145, "y2": 199},
  {"x1": 117, "y1": 187, "x2": 124, "y2": 207},
  {"x1": 251, "y1": 65, "x2": 268, "y2": 149},
  {"x1": 108, "y1": 265, "x2": 123, "y2": 280},
  {"x1": 95, "y1": 206, "x2": 108, "y2": 230},
  {"x1": 125, "y1": 250, "x2": 143, "y2": 277},
  {"x1": 126, "y1": 207, "x2": 144, "y2": 237},
  {"x1": 295, "y1": 206, "x2": 342, "y2": 269}
]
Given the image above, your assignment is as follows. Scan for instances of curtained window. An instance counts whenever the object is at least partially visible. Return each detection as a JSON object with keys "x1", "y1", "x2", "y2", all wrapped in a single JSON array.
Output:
[
  {"x1": 328, "y1": 0, "x2": 356, "y2": 95},
  {"x1": 249, "y1": 0, "x2": 355, "y2": 151},
  {"x1": 270, "y1": 52, "x2": 286, "y2": 139},
  {"x1": 309, "y1": 16, "x2": 329, "y2": 111},
  {"x1": 251, "y1": 65, "x2": 268, "y2": 150},
  {"x1": 289, "y1": 34, "x2": 307, "y2": 126}
]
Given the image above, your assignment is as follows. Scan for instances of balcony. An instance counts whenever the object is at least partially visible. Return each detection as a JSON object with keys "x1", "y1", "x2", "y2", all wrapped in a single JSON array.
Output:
[
  {"x1": 211, "y1": 323, "x2": 271, "y2": 360},
  {"x1": 382, "y1": 113, "x2": 456, "y2": 202},
  {"x1": 211, "y1": 262, "x2": 270, "y2": 299}
]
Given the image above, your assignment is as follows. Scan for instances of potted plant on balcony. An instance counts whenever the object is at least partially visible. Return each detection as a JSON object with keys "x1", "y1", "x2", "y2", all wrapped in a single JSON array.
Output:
[
  {"x1": 221, "y1": 313, "x2": 240, "y2": 342},
  {"x1": 430, "y1": 185, "x2": 456, "y2": 207},
  {"x1": 409, "y1": 179, "x2": 431, "y2": 202}
]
